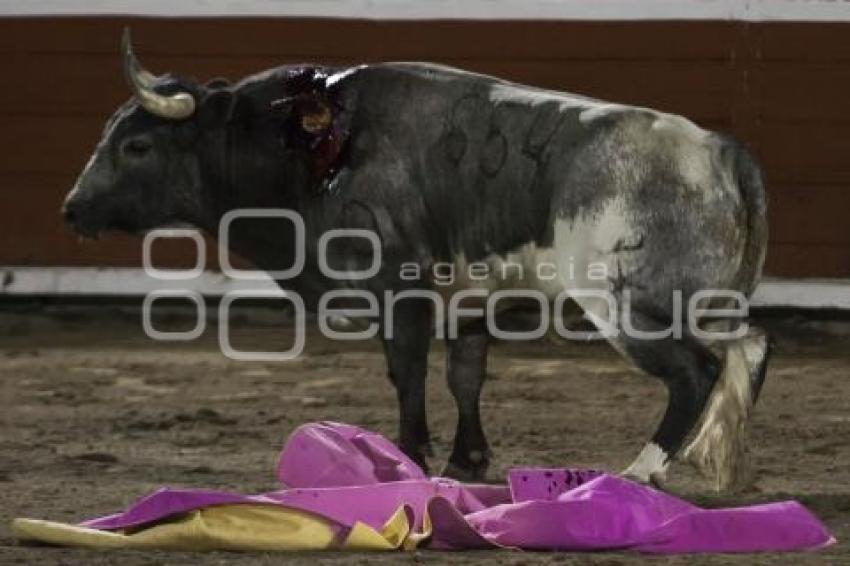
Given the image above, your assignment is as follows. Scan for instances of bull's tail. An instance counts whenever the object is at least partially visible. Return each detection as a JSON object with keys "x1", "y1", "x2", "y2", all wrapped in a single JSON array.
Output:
[
  {"x1": 729, "y1": 138, "x2": 769, "y2": 296},
  {"x1": 682, "y1": 137, "x2": 771, "y2": 492},
  {"x1": 683, "y1": 327, "x2": 772, "y2": 491}
]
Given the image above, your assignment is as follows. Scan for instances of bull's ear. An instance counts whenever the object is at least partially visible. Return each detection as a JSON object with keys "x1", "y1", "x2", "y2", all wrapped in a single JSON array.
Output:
[{"x1": 197, "y1": 89, "x2": 235, "y2": 128}]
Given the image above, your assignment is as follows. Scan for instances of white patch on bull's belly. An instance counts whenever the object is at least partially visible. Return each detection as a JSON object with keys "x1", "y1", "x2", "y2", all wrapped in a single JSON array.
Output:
[
  {"x1": 552, "y1": 199, "x2": 632, "y2": 290},
  {"x1": 433, "y1": 199, "x2": 633, "y2": 311},
  {"x1": 547, "y1": 199, "x2": 635, "y2": 333},
  {"x1": 433, "y1": 243, "x2": 564, "y2": 304}
]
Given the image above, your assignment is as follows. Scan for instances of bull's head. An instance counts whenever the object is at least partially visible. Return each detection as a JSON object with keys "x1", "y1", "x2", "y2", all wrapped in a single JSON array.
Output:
[{"x1": 62, "y1": 29, "x2": 233, "y2": 238}]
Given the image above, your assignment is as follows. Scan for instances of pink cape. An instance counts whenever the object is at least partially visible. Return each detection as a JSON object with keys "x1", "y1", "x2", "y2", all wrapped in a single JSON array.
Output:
[{"x1": 81, "y1": 421, "x2": 834, "y2": 553}]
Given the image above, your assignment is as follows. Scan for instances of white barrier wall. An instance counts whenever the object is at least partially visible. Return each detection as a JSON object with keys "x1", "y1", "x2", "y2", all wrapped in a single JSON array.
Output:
[
  {"x1": 3, "y1": 0, "x2": 850, "y2": 21},
  {"x1": 1, "y1": 267, "x2": 849, "y2": 310}
]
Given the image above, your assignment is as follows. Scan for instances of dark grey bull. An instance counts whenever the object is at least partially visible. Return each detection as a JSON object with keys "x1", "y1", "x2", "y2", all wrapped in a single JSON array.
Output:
[{"x1": 64, "y1": 32, "x2": 772, "y2": 490}]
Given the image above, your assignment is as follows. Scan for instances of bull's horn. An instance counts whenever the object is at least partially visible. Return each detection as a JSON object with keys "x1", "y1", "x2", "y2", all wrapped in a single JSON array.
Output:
[{"x1": 121, "y1": 28, "x2": 195, "y2": 120}]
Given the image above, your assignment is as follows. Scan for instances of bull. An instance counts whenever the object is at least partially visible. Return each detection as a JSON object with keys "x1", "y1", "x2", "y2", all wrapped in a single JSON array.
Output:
[{"x1": 63, "y1": 31, "x2": 772, "y2": 490}]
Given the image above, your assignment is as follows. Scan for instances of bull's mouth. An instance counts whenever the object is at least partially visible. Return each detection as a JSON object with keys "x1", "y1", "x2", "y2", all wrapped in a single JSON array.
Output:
[
  {"x1": 67, "y1": 214, "x2": 179, "y2": 241},
  {"x1": 63, "y1": 197, "x2": 182, "y2": 240},
  {"x1": 72, "y1": 223, "x2": 104, "y2": 241},
  {"x1": 65, "y1": 213, "x2": 137, "y2": 241},
  {"x1": 63, "y1": 211, "x2": 103, "y2": 240}
]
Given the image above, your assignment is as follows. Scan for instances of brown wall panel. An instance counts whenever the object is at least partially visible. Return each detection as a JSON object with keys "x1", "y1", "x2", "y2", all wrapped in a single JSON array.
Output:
[
  {"x1": 757, "y1": 122, "x2": 850, "y2": 185},
  {"x1": 0, "y1": 19, "x2": 738, "y2": 60},
  {"x1": 0, "y1": 17, "x2": 847, "y2": 278},
  {"x1": 0, "y1": 115, "x2": 103, "y2": 175},
  {"x1": 768, "y1": 186, "x2": 850, "y2": 245},
  {"x1": 756, "y1": 23, "x2": 850, "y2": 62},
  {"x1": 765, "y1": 244, "x2": 850, "y2": 278},
  {"x1": 754, "y1": 63, "x2": 850, "y2": 123}
]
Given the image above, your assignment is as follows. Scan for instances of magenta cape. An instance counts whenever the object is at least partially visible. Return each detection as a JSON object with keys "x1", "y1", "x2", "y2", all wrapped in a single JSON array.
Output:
[{"x1": 81, "y1": 421, "x2": 834, "y2": 554}]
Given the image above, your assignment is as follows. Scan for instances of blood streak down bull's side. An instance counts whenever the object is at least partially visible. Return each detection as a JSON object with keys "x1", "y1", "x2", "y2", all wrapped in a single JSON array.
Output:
[{"x1": 63, "y1": 30, "x2": 772, "y2": 491}]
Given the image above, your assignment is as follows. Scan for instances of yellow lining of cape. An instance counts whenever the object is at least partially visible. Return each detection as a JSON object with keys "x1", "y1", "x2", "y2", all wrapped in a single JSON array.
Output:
[{"x1": 13, "y1": 502, "x2": 432, "y2": 552}]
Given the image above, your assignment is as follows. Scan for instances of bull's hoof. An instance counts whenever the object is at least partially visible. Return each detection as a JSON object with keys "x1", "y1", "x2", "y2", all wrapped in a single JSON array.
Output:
[
  {"x1": 403, "y1": 445, "x2": 434, "y2": 475},
  {"x1": 441, "y1": 450, "x2": 490, "y2": 482},
  {"x1": 620, "y1": 470, "x2": 668, "y2": 491}
]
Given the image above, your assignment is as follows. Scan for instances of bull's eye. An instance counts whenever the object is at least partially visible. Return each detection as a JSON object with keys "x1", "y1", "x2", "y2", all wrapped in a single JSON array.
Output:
[{"x1": 121, "y1": 137, "x2": 153, "y2": 158}]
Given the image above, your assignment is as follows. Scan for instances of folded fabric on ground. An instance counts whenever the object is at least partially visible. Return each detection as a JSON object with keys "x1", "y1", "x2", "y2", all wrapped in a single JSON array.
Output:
[{"x1": 13, "y1": 421, "x2": 835, "y2": 554}]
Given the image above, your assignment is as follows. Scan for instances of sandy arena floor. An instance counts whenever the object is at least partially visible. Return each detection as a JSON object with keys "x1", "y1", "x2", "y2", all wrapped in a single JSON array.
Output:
[{"x1": 0, "y1": 305, "x2": 847, "y2": 564}]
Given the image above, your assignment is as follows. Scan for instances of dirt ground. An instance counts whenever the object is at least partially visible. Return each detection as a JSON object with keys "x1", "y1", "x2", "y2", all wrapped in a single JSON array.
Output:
[{"x1": 0, "y1": 304, "x2": 847, "y2": 565}]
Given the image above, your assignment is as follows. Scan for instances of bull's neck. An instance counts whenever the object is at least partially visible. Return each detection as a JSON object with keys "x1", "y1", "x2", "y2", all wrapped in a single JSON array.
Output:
[{"x1": 194, "y1": 110, "x2": 313, "y2": 283}]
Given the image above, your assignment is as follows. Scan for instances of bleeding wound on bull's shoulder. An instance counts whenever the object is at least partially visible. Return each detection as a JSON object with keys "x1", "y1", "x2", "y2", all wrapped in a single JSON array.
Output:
[
  {"x1": 272, "y1": 92, "x2": 345, "y2": 184},
  {"x1": 301, "y1": 99, "x2": 333, "y2": 133}
]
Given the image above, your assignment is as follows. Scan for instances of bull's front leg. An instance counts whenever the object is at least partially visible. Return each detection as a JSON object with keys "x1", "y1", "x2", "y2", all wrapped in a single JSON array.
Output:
[
  {"x1": 380, "y1": 298, "x2": 433, "y2": 472},
  {"x1": 442, "y1": 318, "x2": 491, "y2": 481}
]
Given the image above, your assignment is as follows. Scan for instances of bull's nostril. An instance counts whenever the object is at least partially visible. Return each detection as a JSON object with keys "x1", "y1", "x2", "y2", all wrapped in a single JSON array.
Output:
[{"x1": 63, "y1": 205, "x2": 77, "y2": 224}]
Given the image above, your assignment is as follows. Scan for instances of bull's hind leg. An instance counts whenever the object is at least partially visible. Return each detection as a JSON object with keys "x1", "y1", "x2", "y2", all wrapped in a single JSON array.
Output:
[
  {"x1": 441, "y1": 318, "x2": 491, "y2": 481},
  {"x1": 683, "y1": 327, "x2": 772, "y2": 491},
  {"x1": 615, "y1": 309, "x2": 722, "y2": 487}
]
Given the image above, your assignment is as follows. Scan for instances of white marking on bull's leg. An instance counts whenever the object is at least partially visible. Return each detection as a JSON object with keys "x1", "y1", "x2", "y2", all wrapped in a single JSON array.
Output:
[
  {"x1": 683, "y1": 329, "x2": 769, "y2": 491},
  {"x1": 554, "y1": 205, "x2": 674, "y2": 488},
  {"x1": 622, "y1": 442, "x2": 670, "y2": 485}
]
